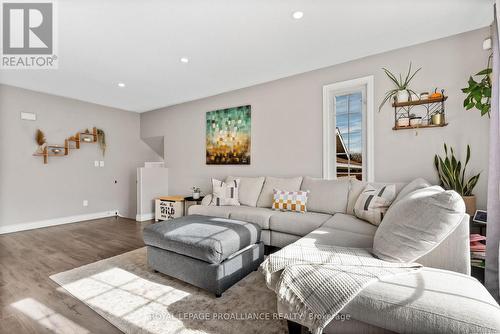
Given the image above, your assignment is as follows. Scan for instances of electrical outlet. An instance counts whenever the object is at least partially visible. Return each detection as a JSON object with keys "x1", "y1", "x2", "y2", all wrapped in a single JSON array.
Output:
[
  {"x1": 94, "y1": 160, "x2": 99, "y2": 167},
  {"x1": 83, "y1": 200, "x2": 88, "y2": 207},
  {"x1": 99, "y1": 160, "x2": 104, "y2": 167}
]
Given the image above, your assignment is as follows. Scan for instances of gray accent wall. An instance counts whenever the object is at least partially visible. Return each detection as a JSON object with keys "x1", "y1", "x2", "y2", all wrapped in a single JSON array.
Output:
[
  {"x1": 0, "y1": 85, "x2": 160, "y2": 228},
  {"x1": 140, "y1": 28, "x2": 491, "y2": 209}
]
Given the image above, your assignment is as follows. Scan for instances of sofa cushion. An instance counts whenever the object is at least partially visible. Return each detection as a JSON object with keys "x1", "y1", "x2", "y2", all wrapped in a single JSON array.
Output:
[
  {"x1": 256, "y1": 176, "x2": 303, "y2": 208},
  {"x1": 272, "y1": 189, "x2": 309, "y2": 213},
  {"x1": 353, "y1": 184, "x2": 396, "y2": 226},
  {"x1": 373, "y1": 186, "x2": 465, "y2": 263},
  {"x1": 143, "y1": 215, "x2": 261, "y2": 264},
  {"x1": 300, "y1": 177, "x2": 350, "y2": 214},
  {"x1": 339, "y1": 267, "x2": 500, "y2": 334},
  {"x1": 225, "y1": 176, "x2": 265, "y2": 207},
  {"x1": 392, "y1": 177, "x2": 431, "y2": 205},
  {"x1": 269, "y1": 211, "x2": 332, "y2": 236},
  {"x1": 299, "y1": 226, "x2": 374, "y2": 249},
  {"x1": 228, "y1": 206, "x2": 275, "y2": 230},
  {"x1": 187, "y1": 204, "x2": 232, "y2": 218},
  {"x1": 322, "y1": 213, "x2": 377, "y2": 236},
  {"x1": 270, "y1": 231, "x2": 302, "y2": 248}
]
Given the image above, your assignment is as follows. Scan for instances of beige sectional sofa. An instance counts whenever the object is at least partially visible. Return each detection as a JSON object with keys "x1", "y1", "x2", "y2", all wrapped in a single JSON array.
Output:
[
  {"x1": 187, "y1": 176, "x2": 500, "y2": 333},
  {"x1": 188, "y1": 176, "x2": 469, "y2": 273}
]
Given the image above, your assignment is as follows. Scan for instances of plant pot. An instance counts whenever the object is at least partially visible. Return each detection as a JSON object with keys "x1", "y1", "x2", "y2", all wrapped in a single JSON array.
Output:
[
  {"x1": 397, "y1": 117, "x2": 410, "y2": 127},
  {"x1": 396, "y1": 90, "x2": 410, "y2": 103},
  {"x1": 192, "y1": 192, "x2": 200, "y2": 200},
  {"x1": 431, "y1": 113, "x2": 444, "y2": 125},
  {"x1": 462, "y1": 195, "x2": 476, "y2": 216}
]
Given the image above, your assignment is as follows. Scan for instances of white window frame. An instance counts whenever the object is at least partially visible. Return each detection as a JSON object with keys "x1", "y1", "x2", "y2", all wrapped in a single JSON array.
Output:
[{"x1": 322, "y1": 75, "x2": 374, "y2": 182}]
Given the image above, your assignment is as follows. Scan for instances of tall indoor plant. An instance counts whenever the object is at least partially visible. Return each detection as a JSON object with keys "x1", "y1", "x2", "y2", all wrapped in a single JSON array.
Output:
[
  {"x1": 434, "y1": 144, "x2": 481, "y2": 215},
  {"x1": 379, "y1": 62, "x2": 421, "y2": 111}
]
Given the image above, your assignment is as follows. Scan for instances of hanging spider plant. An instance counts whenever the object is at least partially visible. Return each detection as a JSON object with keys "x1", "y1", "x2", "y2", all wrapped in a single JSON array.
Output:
[{"x1": 379, "y1": 62, "x2": 421, "y2": 111}]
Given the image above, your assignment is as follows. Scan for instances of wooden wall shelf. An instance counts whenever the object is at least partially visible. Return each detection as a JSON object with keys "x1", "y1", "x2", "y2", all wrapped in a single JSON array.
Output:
[
  {"x1": 34, "y1": 127, "x2": 99, "y2": 164},
  {"x1": 392, "y1": 91, "x2": 448, "y2": 131},
  {"x1": 392, "y1": 96, "x2": 448, "y2": 107},
  {"x1": 392, "y1": 123, "x2": 448, "y2": 131}
]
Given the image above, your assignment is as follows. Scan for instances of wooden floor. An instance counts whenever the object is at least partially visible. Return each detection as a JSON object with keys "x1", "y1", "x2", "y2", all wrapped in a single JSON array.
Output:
[{"x1": 0, "y1": 217, "x2": 151, "y2": 334}]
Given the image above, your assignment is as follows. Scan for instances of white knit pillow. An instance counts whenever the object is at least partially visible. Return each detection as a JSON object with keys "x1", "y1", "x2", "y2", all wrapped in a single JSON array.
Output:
[
  {"x1": 353, "y1": 184, "x2": 396, "y2": 226},
  {"x1": 210, "y1": 178, "x2": 240, "y2": 206}
]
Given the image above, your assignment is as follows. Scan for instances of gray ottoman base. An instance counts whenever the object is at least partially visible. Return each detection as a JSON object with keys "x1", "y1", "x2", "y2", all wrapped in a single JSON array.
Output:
[{"x1": 147, "y1": 242, "x2": 264, "y2": 297}]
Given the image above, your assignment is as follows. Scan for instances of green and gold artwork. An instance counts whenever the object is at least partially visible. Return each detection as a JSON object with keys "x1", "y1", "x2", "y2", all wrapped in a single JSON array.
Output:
[{"x1": 206, "y1": 105, "x2": 251, "y2": 165}]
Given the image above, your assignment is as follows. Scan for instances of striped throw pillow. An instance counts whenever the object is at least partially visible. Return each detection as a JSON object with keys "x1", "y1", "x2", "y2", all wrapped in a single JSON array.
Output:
[
  {"x1": 211, "y1": 178, "x2": 240, "y2": 206},
  {"x1": 353, "y1": 184, "x2": 396, "y2": 226},
  {"x1": 272, "y1": 189, "x2": 309, "y2": 213}
]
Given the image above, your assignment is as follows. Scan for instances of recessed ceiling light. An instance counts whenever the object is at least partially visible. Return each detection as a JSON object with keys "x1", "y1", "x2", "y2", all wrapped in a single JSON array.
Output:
[
  {"x1": 180, "y1": 57, "x2": 189, "y2": 63},
  {"x1": 117, "y1": 82, "x2": 125, "y2": 88},
  {"x1": 292, "y1": 11, "x2": 304, "y2": 19}
]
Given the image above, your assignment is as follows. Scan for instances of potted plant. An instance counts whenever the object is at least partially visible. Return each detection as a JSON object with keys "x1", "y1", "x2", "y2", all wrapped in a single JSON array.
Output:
[
  {"x1": 462, "y1": 55, "x2": 492, "y2": 117},
  {"x1": 434, "y1": 144, "x2": 480, "y2": 215},
  {"x1": 192, "y1": 187, "x2": 201, "y2": 200},
  {"x1": 379, "y1": 62, "x2": 421, "y2": 111}
]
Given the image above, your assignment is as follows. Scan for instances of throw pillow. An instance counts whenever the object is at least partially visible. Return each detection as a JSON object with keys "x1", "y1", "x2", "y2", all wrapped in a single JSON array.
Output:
[
  {"x1": 272, "y1": 189, "x2": 309, "y2": 213},
  {"x1": 392, "y1": 177, "x2": 431, "y2": 205},
  {"x1": 256, "y1": 176, "x2": 303, "y2": 208},
  {"x1": 353, "y1": 184, "x2": 396, "y2": 226},
  {"x1": 372, "y1": 186, "x2": 465, "y2": 263},
  {"x1": 201, "y1": 194, "x2": 212, "y2": 206},
  {"x1": 225, "y1": 176, "x2": 265, "y2": 207},
  {"x1": 210, "y1": 178, "x2": 240, "y2": 206}
]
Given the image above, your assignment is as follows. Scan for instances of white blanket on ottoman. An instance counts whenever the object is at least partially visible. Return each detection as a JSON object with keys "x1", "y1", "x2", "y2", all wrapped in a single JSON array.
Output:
[{"x1": 260, "y1": 243, "x2": 421, "y2": 334}]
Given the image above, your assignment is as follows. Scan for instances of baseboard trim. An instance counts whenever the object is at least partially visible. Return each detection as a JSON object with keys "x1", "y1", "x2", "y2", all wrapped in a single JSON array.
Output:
[
  {"x1": 136, "y1": 213, "x2": 154, "y2": 222},
  {"x1": 0, "y1": 210, "x2": 119, "y2": 235}
]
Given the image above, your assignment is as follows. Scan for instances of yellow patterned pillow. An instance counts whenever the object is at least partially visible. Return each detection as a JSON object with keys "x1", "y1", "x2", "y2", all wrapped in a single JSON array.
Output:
[{"x1": 272, "y1": 189, "x2": 309, "y2": 213}]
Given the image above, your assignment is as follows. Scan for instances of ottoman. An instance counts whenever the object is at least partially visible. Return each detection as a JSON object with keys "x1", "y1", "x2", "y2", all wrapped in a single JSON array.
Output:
[{"x1": 143, "y1": 214, "x2": 264, "y2": 297}]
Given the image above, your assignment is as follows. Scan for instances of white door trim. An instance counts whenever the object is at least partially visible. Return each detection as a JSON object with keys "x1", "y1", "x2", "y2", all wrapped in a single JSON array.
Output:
[{"x1": 322, "y1": 75, "x2": 374, "y2": 181}]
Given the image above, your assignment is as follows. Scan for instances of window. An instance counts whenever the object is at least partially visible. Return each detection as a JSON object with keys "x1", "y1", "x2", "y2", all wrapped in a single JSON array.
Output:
[
  {"x1": 335, "y1": 91, "x2": 363, "y2": 180},
  {"x1": 323, "y1": 76, "x2": 374, "y2": 181}
]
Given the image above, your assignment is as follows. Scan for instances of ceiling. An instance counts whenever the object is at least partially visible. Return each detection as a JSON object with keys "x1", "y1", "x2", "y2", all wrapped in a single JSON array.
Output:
[{"x1": 0, "y1": 0, "x2": 494, "y2": 112}]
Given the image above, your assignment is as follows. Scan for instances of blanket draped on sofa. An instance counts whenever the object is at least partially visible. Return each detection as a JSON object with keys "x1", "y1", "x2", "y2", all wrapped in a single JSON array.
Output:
[{"x1": 260, "y1": 244, "x2": 421, "y2": 334}]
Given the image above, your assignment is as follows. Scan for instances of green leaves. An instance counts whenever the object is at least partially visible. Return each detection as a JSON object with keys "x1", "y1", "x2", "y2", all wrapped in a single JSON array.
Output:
[
  {"x1": 462, "y1": 59, "x2": 492, "y2": 117},
  {"x1": 379, "y1": 62, "x2": 421, "y2": 111},
  {"x1": 434, "y1": 144, "x2": 480, "y2": 196}
]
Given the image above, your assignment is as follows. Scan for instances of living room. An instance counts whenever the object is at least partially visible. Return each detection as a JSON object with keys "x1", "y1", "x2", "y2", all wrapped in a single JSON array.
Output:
[{"x1": 1, "y1": 1, "x2": 500, "y2": 333}]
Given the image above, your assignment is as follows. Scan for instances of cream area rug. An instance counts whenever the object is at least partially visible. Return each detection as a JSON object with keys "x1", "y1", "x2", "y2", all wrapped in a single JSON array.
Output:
[{"x1": 50, "y1": 247, "x2": 288, "y2": 334}]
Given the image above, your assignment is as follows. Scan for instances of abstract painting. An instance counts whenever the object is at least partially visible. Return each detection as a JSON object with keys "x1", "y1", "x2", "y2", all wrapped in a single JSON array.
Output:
[{"x1": 206, "y1": 105, "x2": 251, "y2": 165}]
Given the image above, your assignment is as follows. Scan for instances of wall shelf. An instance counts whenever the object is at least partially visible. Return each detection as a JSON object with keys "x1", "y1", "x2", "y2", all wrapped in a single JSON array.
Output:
[
  {"x1": 392, "y1": 123, "x2": 448, "y2": 131},
  {"x1": 34, "y1": 127, "x2": 99, "y2": 164},
  {"x1": 392, "y1": 91, "x2": 448, "y2": 130}
]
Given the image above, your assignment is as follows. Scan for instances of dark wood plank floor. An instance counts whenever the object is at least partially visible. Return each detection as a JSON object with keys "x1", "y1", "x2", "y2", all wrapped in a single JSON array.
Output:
[{"x1": 0, "y1": 217, "x2": 151, "y2": 334}]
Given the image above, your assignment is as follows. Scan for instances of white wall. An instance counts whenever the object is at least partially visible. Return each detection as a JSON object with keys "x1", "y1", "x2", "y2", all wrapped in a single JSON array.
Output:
[
  {"x1": 140, "y1": 28, "x2": 491, "y2": 209},
  {"x1": 0, "y1": 85, "x2": 161, "y2": 229}
]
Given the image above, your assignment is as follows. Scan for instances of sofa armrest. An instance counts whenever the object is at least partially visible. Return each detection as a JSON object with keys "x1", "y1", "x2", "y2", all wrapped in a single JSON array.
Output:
[{"x1": 416, "y1": 214, "x2": 470, "y2": 275}]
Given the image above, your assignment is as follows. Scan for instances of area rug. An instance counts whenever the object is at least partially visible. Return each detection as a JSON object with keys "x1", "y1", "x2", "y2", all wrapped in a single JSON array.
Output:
[{"x1": 50, "y1": 247, "x2": 288, "y2": 334}]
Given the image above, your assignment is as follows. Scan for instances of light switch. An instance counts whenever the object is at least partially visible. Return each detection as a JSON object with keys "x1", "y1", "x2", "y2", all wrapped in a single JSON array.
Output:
[
  {"x1": 83, "y1": 200, "x2": 88, "y2": 207},
  {"x1": 99, "y1": 161, "x2": 104, "y2": 167},
  {"x1": 94, "y1": 160, "x2": 99, "y2": 167}
]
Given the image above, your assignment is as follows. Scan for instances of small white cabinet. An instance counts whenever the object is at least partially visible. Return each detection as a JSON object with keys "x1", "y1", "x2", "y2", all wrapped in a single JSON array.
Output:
[{"x1": 155, "y1": 196, "x2": 184, "y2": 222}]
